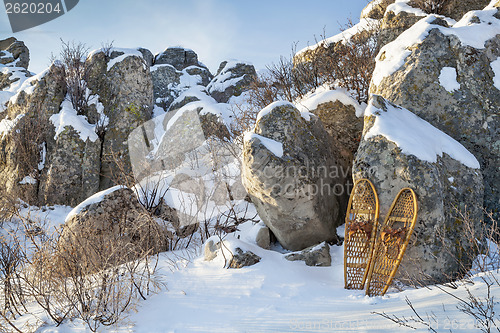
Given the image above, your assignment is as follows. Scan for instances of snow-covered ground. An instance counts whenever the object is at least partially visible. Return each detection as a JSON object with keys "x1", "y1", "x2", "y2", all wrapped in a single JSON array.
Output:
[{"x1": 5, "y1": 204, "x2": 499, "y2": 333}]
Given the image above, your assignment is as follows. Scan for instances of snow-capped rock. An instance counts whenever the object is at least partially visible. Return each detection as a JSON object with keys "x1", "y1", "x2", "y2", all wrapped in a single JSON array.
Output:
[
  {"x1": 353, "y1": 95, "x2": 484, "y2": 284},
  {"x1": 242, "y1": 102, "x2": 345, "y2": 251}
]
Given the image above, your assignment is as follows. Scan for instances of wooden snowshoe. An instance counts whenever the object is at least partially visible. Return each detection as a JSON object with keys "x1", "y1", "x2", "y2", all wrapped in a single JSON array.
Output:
[
  {"x1": 344, "y1": 179, "x2": 380, "y2": 290},
  {"x1": 365, "y1": 188, "x2": 418, "y2": 296}
]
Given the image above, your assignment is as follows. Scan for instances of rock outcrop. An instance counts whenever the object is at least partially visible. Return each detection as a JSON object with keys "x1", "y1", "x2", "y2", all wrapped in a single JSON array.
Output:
[
  {"x1": 0, "y1": 37, "x2": 29, "y2": 70},
  {"x1": 207, "y1": 61, "x2": 256, "y2": 103},
  {"x1": 151, "y1": 47, "x2": 213, "y2": 111},
  {"x1": 297, "y1": 89, "x2": 365, "y2": 191},
  {"x1": 353, "y1": 96, "x2": 484, "y2": 283},
  {"x1": 242, "y1": 102, "x2": 345, "y2": 251},
  {"x1": 87, "y1": 49, "x2": 153, "y2": 190},
  {"x1": 371, "y1": 8, "x2": 500, "y2": 221}
]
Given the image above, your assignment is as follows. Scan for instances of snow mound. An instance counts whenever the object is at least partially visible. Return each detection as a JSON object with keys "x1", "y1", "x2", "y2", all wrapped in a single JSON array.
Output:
[
  {"x1": 491, "y1": 57, "x2": 500, "y2": 90},
  {"x1": 364, "y1": 97, "x2": 480, "y2": 168},
  {"x1": 49, "y1": 98, "x2": 99, "y2": 142}
]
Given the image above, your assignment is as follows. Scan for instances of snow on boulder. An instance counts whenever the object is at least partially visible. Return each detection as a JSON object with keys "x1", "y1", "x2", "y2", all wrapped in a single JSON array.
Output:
[
  {"x1": 353, "y1": 95, "x2": 484, "y2": 284},
  {"x1": 207, "y1": 60, "x2": 256, "y2": 103},
  {"x1": 242, "y1": 102, "x2": 346, "y2": 251},
  {"x1": 59, "y1": 186, "x2": 167, "y2": 272},
  {"x1": 370, "y1": 7, "x2": 500, "y2": 221},
  {"x1": 296, "y1": 87, "x2": 365, "y2": 205},
  {"x1": 151, "y1": 48, "x2": 213, "y2": 112}
]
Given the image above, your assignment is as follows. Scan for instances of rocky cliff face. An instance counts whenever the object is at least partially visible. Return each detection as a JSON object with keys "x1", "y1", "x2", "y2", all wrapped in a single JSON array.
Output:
[
  {"x1": 370, "y1": 4, "x2": 500, "y2": 221},
  {"x1": 0, "y1": 39, "x2": 257, "y2": 208}
]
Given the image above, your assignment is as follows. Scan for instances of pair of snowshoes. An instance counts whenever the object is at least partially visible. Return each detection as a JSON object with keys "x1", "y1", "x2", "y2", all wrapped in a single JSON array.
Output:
[{"x1": 343, "y1": 179, "x2": 418, "y2": 296}]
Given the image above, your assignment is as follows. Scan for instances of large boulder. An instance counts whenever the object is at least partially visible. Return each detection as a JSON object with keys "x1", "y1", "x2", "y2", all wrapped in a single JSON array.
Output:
[
  {"x1": 207, "y1": 61, "x2": 256, "y2": 103},
  {"x1": 353, "y1": 96, "x2": 484, "y2": 284},
  {"x1": 59, "y1": 186, "x2": 167, "y2": 273},
  {"x1": 0, "y1": 64, "x2": 66, "y2": 205},
  {"x1": 154, "y1": 47, "x2": 199, "y2": 70},
  {"x1": 370, "y1": 9, "x2": 500, "y2": 221},
  {"x1": 86, "y1": 48, "x2": 154, "y2": 190},
  {"x1": 378, "y1": 9, "x2": 425, "y2": 49},
  {"x1": 39, "y1": 99, "x2": 101, "y2": 206},
  {"x1": 242, "y1": 102, "x2": 345, "y2": 251}
]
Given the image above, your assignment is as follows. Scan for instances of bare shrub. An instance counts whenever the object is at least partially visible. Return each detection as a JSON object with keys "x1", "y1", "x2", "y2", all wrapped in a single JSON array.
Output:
[
  {"x1": 247, "y1": 18, "x2": 380, "y2": 111},
  {"x1": 51, "y1": 39, "x2": 90, "y2": 115},
  {"x1": 376, "y1": 210, "x2": 500, "y2": 333}
]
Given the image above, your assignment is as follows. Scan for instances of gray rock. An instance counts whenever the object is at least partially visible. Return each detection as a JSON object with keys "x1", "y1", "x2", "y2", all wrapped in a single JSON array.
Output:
[
  {"x1": 208, "y1": 61, "x2": 256, "y2": 103},
  {"x1": 0, "y1": 64, "x2": 65, "y2": 205},
  {"x1": 409, "y1": 0, "x2": 490, "y2": 21},
  {"x1": 255, "y1": 225, "x2": 271, "y2": 249},
  {"x1": 154, "y1": 47, "x2": 199, "y2": 70},
  {"x1": 228, "y1": 248, "x2": 261, "y2": 268},
  {"x1": 242, "y1": 103, "x2": 345, "y2": 251},
  {"x1": 151, "y1": 63, "x2": 213, "y2": 111},
  {"x1": 0, "y1": 37, "x2": 31, "y2": 92},
  {"x1": 378, "y1": 10, "x2": 424, "y2": 49},
  {"x1": 86, "y1": 50, "x2": 153, "y2": 190},
  {"x1": 361, "y1": 0, "x2": 395, "y2": 19},
  {"x1": 151, "y1": 64, "x2": 181, "y2": 110},
  {"x1": 309, "y1": 99, "x2": 363, "y2": 196},
  {"x1": 137, "y1": 47, "x2": 154, "y2": 66},
  {"x1": 59, "y1": 187, "x2": 167, "y2": 272},
  {"x1": 353, "y1": 96, "x2": 484, "y2": 284},
  {"x1": 285, "y1": 242, "x2": 331, "y2": 267},
  {"x1": 371, "y1": 9, "x2": 500, "y2": 222},
  {"x1": 39, "y1": 127, "x2": 101, "y2": 206},
  {"x1": 0, "y1": 37, "x2": 30, "y2": 69}
]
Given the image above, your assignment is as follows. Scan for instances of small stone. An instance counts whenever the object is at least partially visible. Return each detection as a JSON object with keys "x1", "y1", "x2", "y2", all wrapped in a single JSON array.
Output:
[{"x1": 285, "y1": 242, "x2": 331, "y2": 267}]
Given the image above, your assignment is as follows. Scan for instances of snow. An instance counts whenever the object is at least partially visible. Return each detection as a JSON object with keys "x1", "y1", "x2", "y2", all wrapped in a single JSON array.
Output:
[
  {"x1": 0, "y1": 113, "x2": 24, "y2": 138},
  {"x1": 0, "y1": 66, "x2": 34, "y2": 111},
  {"x1": 491, "y1": 57, "x2": 500, "y2": 90},
  {"x1": 372, "y1": 16, "x2": 436, "y2": 86},
  {"x1": 19, "y1": 175, "x2": 37, "y2": 185},
  {"x1": 373, "y1": 10, "x2": 500, "y2": 86},
  {"x1": 297, "y1": 18, "x2": 379, "y2": 55},
  {"x1": 256, "y1": 100, "x2": 295, "y2": 121},
  {"x1": 296, "y1": 87, "x2": 366, "y2": 118},
  {"x1": 49, "y1": 98, "x2": 99, "y2": 142},
  {"x1": 207, "y1": 60, "x2": 253, "y2": 93},
  {"x1": 439, "y1": 67, "x2": 460, "y2": 92},
  {"x1": 361, "y1": 0, "x2": 384, "y2": 17},
  {"x1": 38, "y1": 142, "x2": 46, "y2": 170},
  {"x1": 64, "y1": 185, "x2": 126, "y2": 223},
  {"x1": 104, "y1": 48, "x2": 145, "y2": 71},
  {"x1": 244, "y1": 132, "x2": 284, "y2": 158},
  {"x1": 364, "y1": 97, "x2": 480, "y2": 169},
  {"x1": 385, "y1": 0, "x2": 427, "y2": 17}
]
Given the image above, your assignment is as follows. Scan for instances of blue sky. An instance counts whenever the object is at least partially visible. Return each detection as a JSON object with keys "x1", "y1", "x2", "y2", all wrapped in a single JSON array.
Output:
[{"x1": 1, "y1": 0, "x2": 368, "y2": 74}]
